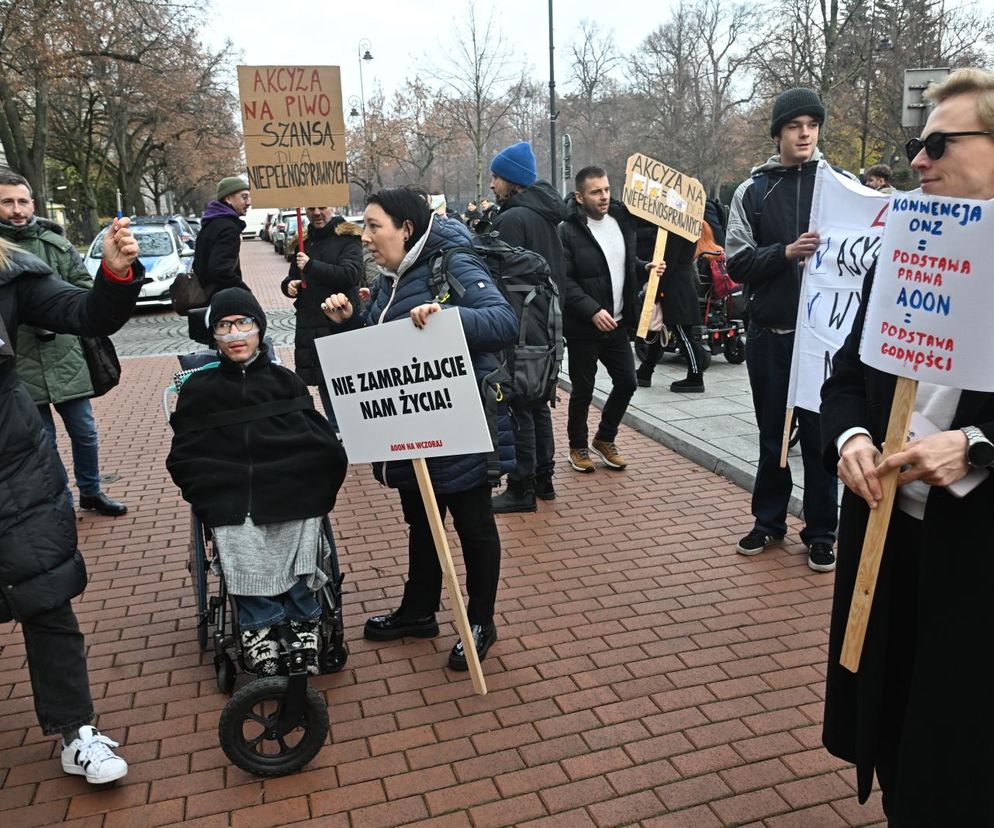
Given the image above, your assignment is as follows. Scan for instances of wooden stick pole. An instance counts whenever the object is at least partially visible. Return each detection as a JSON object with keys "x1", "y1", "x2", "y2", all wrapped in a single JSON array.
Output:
[
  {"x1": 839, "y1": 376, "x2": 918, "y2": 673},
  {"x1": 779, "y1": 407, "x2": 794, "y2": 468},
  {"x1": 412, "y1": 458, "x2": 487, "y2": 694},
  {"x1": 636, "y1": 229, "x2": 669, "y2": 340}
]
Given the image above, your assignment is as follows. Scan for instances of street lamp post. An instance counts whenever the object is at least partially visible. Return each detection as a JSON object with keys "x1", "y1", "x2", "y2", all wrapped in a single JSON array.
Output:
[
  {"x1": 548, "y1": 0, "x2": 557, "y2": 183},
  {"x1": 357, "y1": 39, "x2": 373, "y2": 131},
  {"x1": 859, "y1": 0, "x2": 893, "y2": 174}
]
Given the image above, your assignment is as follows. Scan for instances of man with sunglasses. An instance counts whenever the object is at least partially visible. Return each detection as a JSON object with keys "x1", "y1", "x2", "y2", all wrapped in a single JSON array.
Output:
[
  {"x1": 821, "y1": 68, "x2": 994, "y2": 824},
  {"x1": 726, "y1": 87, "x2": 850, "y2": 573}
]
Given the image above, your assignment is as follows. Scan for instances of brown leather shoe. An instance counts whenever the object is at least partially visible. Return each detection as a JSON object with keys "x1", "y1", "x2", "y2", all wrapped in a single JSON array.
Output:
[
  {"x1": 590, "y1": 439, "x2": 627, "y2": 470},
  {"x1": 569, "y1": 447, "x2": 596, "y2": 473}
]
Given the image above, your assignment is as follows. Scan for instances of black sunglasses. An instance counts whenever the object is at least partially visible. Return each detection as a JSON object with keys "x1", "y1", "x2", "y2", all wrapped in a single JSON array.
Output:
[{"x1": 905, "y1": 130, "x2": 993, "y2": 162}]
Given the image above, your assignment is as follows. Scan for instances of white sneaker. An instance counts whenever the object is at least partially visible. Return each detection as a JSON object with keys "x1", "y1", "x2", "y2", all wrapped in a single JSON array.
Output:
[{"x1": 61, "y1": 726, "x2": 128, "y2": 784}]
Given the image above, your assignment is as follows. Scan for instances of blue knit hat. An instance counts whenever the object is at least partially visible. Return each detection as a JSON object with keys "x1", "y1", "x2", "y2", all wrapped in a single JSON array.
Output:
[{"x1": 490, "y1": 141, "x2": 537, "y2": 187}]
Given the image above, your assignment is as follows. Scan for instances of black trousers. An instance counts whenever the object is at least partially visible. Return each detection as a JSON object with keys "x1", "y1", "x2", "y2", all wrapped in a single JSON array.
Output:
[
  {"x1": 566, "y1": 328, "x2": 638, "y2": 449},
  {"x1": 398, "y1": 485, "x2": 502, "y2": 626},
  {"x1": 1, "y1": 595, "x2": 94, "y2": 736},
  {"x1": 507, "y1": 398, "x2": 555, "y2": 486},
  {"x1": 745, "y1": 324, "x2": 837, "y2": 545},
  {"x1": 641, "y1": 325, "x2": 707, "y2": 377}
]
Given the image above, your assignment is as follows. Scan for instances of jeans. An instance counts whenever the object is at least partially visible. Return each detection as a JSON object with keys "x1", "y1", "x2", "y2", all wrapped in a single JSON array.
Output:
[
  {"x1": 507, "y1": 398, "x2": 555, "y2": 485},
  {"x1": 566, "y1": 328, "x2": 638, "y2": 448},
  {"x1": 0, "y1": 594, "x2": 94, "y2": 736},
  {"x1": 398, "y1": 485, "x2": 501, "y2": 626},
  {"x1": 37, "y1": 398, "x2": 101, "y2": 500},
  {"x1": 745, "y1": 325, "x2": 837, "y2": 544},
  {"x1": 234, "y1": 579, "x2": 322, "y2": 631}
]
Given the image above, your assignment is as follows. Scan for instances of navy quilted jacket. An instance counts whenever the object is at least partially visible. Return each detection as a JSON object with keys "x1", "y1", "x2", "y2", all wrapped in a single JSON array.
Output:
[{"x1": 362, "y1": 215, "x2": 518, "y2": 493}]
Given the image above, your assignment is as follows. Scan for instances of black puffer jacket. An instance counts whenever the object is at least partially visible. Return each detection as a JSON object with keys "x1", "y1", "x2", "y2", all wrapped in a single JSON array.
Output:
[
  {"x1": 166, "y1": 346, "x2": 347, "y2": 527},
  {"x1": 193, "y1": 201, "x2": 247, "y2": 291},
  {"x1": 557, "y1": 197, "x2": 647, "y2": 340},
  {"x1": 490, "y1": 180, "x2": 567, "y2": 286},
  {"x1": 725, "y1": 152, "x2": 837, "y2": 328},
  {"x1": 280, "y1": 217, "x2": 363, "y2": 385},
  {"x1": 0, "y1": 250, "x2": 142, "y2": 622}
]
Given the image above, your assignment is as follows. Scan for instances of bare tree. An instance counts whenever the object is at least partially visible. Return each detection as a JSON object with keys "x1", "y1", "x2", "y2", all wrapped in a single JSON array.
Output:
[
  {"x1": 426, "y1": 6, "x2": 524, "y2": 200},
  {"x1": 567, "y1": 19, "x2": 621, "y2": 158}
]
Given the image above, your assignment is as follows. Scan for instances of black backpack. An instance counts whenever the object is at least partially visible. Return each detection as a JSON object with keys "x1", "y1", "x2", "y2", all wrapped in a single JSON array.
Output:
[{"x1": 429, "y1": 232, "x2": 563, "y2": 405}]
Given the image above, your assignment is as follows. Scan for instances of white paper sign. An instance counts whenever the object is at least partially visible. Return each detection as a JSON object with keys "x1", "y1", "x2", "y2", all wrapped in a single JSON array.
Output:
[
  {"x1": 314, "y1": 309, "x2": 493, "y2": 463},
  {"x1": 859, "y1": 192, "x2": 994, "y2": 389},
  {"x1": 787, "y1": 163, "x2": 890, "y2": 412}
]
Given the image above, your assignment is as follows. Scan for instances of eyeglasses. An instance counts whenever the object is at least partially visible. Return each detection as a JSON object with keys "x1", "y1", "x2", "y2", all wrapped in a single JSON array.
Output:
[
  {"x1": 212, "y1": 316, "x2": 256, "y2": 334},
  {"x1": 905, "y1": 131, "x2": 993, "y2": 162}
]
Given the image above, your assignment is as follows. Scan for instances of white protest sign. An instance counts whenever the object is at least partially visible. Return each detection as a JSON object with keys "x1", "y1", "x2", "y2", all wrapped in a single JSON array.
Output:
[
  {"x1": 860, "y1": 192, "x2": 994, "y2": 390},
  {"x1": 787, "y1": 163, "x2": 889, "y2": 412},
  {"x1": 314, "y1": 309, "x2": 493, "y2": 463}
]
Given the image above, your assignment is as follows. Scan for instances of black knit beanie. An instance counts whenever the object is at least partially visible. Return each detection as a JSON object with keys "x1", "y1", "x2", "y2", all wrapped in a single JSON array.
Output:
[
  {"x1": 770, "y1": 88, "x2": 826, "y2": 138},
  {"x1": 207, "y1": 287, "x2": 267, "y2": 339}
]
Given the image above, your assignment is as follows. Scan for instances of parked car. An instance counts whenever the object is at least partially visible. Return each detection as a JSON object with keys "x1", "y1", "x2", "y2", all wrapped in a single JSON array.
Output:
[
  {"x1": 84, "y1": 222, "x2": 192, "y2": 308},
  {"x1": 272, "y1": 209, "x2": 301, "y2": 255},
  {"x1": 283, "y1": 215, "x2": 311, "y2": 260},
  {"x1": 132, "y1": 214, "x2": 197, "y2": 249},
  {"x1": 259, "y1": 212, "x2": 277, "y2": 242},
  {"x1": 241, "y1": 207, "x2": 268, "y2": 240},
  {"x1": 186, "y1": 217, "x2": 202, "y2": 235}
]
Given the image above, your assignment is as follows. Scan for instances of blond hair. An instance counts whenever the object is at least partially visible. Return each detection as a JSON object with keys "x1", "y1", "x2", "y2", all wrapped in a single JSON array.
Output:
[{"x1": 924, "y1": 67, "x2": 994, "y2": 131}]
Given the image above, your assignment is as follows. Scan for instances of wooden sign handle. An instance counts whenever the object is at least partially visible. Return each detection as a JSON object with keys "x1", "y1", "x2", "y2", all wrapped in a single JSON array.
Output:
[
  {"x1": 779, "y1": 407, "x2": 794, "y2": 468},
  {"x1": 636, "y1": 229, "x2": 669, "y2": 340},
  {"x1": 412, "y1": 458, "x2": 487, "y2": 694},
  {"x1": 839, "y1": 376, "x2": 918, "y2": 672}
]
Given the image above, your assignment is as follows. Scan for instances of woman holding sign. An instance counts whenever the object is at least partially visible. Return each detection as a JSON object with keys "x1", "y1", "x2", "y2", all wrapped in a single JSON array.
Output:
[
  {"x1": 322, "y1": 187, "x2": 517, "y2": 671},
  {"x1": 821, "y1": 68, "x2": 994, "y2": 824}
]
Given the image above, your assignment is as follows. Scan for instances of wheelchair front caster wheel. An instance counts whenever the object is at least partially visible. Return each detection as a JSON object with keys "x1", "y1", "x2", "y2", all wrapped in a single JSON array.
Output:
[
  {"x1": 215, "y1": 653, "x2": 236, "y2": 695},
  {"x1": 320, "y1": 643, "x2": 349, "y2": 674},
  {"x1": 218, "y1": 676, "x2": 329, "y2": 777}
]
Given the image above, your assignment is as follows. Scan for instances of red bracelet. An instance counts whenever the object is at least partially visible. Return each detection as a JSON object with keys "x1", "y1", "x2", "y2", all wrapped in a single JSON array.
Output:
[{"x1": 101, "y1": 261, "x2": 134, "y2": 283}]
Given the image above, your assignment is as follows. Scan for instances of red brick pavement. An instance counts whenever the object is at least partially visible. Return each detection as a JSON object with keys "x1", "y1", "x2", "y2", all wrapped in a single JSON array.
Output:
[{"x1": 0, "y1": 241, "x2": 885, "y2": 826}]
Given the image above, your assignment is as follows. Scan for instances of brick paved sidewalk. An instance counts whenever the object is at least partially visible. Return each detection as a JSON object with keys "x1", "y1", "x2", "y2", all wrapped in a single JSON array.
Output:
[{"x1": 0, "y1": 247, "x2": 885, "y2": 826}]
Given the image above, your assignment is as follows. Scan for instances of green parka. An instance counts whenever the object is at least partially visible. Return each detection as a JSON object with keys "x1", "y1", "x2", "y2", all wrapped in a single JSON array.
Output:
[{"x1": 3, "y1": 218, "x2": 95, "y2": 403}]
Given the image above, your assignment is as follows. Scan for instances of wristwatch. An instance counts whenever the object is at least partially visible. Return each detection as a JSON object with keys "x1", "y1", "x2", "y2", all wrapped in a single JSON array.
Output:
[{"x1": 961, "y1": 426, "x2": 994, "y2": 468}]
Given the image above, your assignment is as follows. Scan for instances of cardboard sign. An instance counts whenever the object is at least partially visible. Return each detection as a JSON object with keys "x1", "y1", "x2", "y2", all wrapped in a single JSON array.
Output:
[
  {"x1": 787, "y1": 163, "x2": 889, "y2": 412},
  {"x1": 237, "y1": 65, "x2": 349, "y2": 209},
  {"x1": 860, "y1": 192, "x2": 994, "y2": 390},
  {"x1": 621, "y1": 153, "x2": 705, "y2": 241},
  {"x1": 314, "y1": 309, "x2": 493, "y2": 463}
]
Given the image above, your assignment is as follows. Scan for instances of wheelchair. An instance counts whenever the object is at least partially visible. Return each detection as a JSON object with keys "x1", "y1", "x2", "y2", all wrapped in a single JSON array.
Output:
[{"x1": 166, "y1": 311, "x2": 348, "y2": 777}]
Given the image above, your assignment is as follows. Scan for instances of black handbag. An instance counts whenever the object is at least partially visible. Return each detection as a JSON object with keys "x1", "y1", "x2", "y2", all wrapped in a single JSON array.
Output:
[
  {"x1": 169, "y1": 268, "x2": 215, "y2": 316},
  {"x1": 80, "y1": 335, "x2": 121, "y2": 397}
]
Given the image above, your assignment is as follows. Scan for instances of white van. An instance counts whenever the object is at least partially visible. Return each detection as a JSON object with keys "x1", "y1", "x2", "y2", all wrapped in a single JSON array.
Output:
[{"x1": 241, "y1": 207, "x2": 268, "y2": 239}]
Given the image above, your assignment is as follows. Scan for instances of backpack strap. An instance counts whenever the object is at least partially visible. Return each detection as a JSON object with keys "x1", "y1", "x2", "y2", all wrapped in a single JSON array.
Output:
[
  {"x1": 750, "y1": 172, "x2": 769, "y2": 236},
  {"x1": 170, "y1": 395, "x2": 315, "y2": 434}
]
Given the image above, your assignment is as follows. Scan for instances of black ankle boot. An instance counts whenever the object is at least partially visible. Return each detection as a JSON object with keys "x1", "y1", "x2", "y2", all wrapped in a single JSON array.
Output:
[
  {"x1": 670, "y1": 373, "x2": 705, "y2": 393},
  {"x1": 636, "y1": 363, "x2": 653, "y2": 387},
  {"x1": 534, "y1": 474, "x2": 556, "y2": 501},
  {"x1": 492, "y1": 482, "x2": 537, "y2": 513}
]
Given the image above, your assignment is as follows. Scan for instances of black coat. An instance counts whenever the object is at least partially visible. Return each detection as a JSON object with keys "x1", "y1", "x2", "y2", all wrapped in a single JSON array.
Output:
[
  {"x1": 657, "y1": 233, "x2": 702, "y2": 328},
  {"x1": 0, "y1": 251, "x2": 142, "y2": 622},
  {"x1": 558, "y1": 197, "x2": 646, "y2": 340},
  {"x1": 281, "y1": 218, "x2": 363, "y2": 385},
  {"x1": 167, "y1": 347, "x2": 347, "y2": 528},
  {"x1": 193, "y1": 208, "x2": 246, "y2": 291},
  {"x1": 490, "y1": 180, "x2": 567, "y2": 286},
  {"x1": 820, "y1": 264, "x2": 994, "y2": 823}
]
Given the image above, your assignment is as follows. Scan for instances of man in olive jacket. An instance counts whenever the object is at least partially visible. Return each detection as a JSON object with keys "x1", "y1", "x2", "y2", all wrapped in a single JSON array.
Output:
[{"x1": 1, "y1": 172, "x2": 126, "y2": 515}]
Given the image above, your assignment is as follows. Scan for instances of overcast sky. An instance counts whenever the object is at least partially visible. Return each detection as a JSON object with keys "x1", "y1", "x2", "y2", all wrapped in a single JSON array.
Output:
[{"x1": 207, "y1": 0, "x2": 994, "y2": 108}]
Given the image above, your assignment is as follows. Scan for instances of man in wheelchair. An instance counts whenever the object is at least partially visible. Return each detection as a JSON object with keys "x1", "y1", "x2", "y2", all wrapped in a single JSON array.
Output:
[{"x1": 166, "y1": 289, "x2": 347, "y2": 676}]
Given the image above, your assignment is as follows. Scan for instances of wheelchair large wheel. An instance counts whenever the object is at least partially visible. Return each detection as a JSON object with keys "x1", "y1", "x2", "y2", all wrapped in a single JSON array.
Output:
[
  {"x1": 723, "y1": 335, "x2": 746, "y2": 364},
  {"x1": 189, "y1": 518, "x2": 209, "y2": 652},
  {"x1": 218, "y1": 677, "x2": 329, "y2": 777}
]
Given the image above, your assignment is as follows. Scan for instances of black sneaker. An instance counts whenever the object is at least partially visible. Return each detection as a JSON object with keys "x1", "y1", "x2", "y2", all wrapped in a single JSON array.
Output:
[
  {"x1": 735, "y1": 530, "x2": 782, "y2": 556},
  {"x1": 807, "y1": 542, "x2": 837, "y2": 572},
  {"x1": 363, "y1": 609, "x2": 439, "y2": 641},
  {"x1": 534, "y1": 475, "x2": 556, "y2": 501},
  {"x1": 448, "y1": 623, "x2": 497, "y2": 671}
]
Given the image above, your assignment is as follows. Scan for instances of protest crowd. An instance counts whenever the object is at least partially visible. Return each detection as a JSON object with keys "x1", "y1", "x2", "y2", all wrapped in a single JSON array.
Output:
[{"x1": 2, "y1": 58, "x2": 994, "y2": 827}]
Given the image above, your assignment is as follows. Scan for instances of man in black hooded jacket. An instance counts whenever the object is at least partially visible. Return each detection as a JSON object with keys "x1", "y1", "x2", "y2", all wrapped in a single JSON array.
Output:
[{"x1": 487, "y1": 140, "x2": 567, "y2": 513}]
